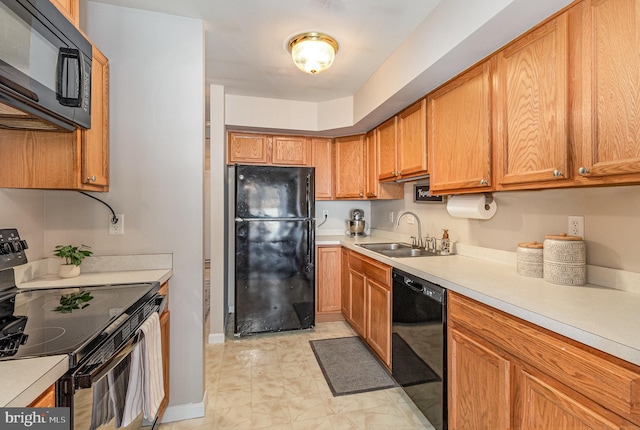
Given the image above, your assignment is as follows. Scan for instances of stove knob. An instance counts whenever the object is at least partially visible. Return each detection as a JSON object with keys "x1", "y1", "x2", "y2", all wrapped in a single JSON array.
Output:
[
  {"x1": 0, "y1": 243, "x2": 11, "y2": 255},
  {"x1": 11, "y1": 241, "x2": 22, "y2": 252},
  {"x1": 20, "y1": 240, "x2": 28, "y2": 250}
]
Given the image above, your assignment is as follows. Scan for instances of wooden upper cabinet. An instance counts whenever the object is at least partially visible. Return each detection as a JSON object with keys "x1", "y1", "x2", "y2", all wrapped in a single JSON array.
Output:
[
  {"x1": 228, "y1": 132, "x2": 270, "y2": 164},
  {"x1": 0, "y1": 42, "x2": 109, "y2": 191},
  {"x1": 496, "y1": 12, "x2": 570, "y2": 188},
  {"x1": 50, "y1": 0, "x2": 79, "y2": 27},
  {"x1": 571, "y1": 0, "x2": 640, "y2": 184},
  {"x1": 271, "y1": 135, "x2": 311, "y2": 166},
  {"x1": 397, "y1": 99, "x2": 428, "y2": 180},
  {"x1": 312, "y1": 137, "x2": 333, "y2": 200},
  {"x1": 428, "y1": 59, "x2": 494, "y2": 194},
  {"x1": 365, "y1": 130, "x2": 403, "y2": 200},
  {"x1": 334, "y1": 134, "x2": 365, "y2": 199},
  {"x1": 82, "y1": 45, "x2": 109, "y2": 189},
  {"x1": 376, "y1": 116, "x2": 398, "y2": 181}
]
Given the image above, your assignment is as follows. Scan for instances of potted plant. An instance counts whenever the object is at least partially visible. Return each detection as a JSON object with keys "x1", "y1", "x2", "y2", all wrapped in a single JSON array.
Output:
[{"x1": 52, "y1": 244, "x2": 93, "y2": 278}]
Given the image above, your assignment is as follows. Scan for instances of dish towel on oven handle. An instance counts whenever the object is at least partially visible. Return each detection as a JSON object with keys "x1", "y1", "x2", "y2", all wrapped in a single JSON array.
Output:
[{"x1": 120, "y1": 312, "x2": 164, "y2": 427}]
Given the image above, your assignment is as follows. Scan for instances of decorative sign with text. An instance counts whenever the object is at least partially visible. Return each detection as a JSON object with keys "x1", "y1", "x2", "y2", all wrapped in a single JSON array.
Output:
[{"x1": 413, "y1": 183, "x2": 444, "y2": 203}]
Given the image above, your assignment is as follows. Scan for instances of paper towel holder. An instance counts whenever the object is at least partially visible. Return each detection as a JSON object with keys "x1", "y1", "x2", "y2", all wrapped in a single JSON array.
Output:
[{"x1": 482, "y1": 193, "x2": 494, "y2": 210}]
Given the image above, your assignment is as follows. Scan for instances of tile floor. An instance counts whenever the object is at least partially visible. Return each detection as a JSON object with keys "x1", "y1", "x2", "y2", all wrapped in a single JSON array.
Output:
[{"x1": 159, "y1": 320, "x2": 434, "y2": 429}]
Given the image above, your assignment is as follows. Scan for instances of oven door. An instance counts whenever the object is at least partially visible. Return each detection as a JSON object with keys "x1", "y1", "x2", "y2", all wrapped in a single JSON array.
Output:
[{"x1": 62, "y1": 330, "x2": 160, "y2": 430}]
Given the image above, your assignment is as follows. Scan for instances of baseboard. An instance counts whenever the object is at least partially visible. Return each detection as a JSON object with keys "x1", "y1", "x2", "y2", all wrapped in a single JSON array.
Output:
[
  {"x1": 208, "y1": 332, "x2": 225, "y2": 344},
  {"x1": 160, "y1": 396, "x2": 206, "y2": 424}
]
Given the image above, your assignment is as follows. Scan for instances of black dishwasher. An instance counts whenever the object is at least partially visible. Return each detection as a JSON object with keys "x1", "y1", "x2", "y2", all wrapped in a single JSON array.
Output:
[{"x1": 392, "y1": 268, "x2": 447, "y2": 430}]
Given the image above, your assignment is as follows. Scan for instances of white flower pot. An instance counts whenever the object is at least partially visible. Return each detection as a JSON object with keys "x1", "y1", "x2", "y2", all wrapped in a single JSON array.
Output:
[{"x1": 59, "y1": 264, "x2": 81, "y2": 278}]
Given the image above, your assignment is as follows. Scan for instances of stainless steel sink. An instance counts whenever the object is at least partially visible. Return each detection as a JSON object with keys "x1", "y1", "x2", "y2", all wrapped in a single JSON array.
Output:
[{"x1": 356, "y1": 242, "x2": 442, "y2": 258}]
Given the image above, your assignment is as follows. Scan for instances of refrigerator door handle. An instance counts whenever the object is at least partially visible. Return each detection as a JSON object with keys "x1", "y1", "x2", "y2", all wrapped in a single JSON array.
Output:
[{"x1": 307, "y1": 219, "x2": 315, "y2": 265}]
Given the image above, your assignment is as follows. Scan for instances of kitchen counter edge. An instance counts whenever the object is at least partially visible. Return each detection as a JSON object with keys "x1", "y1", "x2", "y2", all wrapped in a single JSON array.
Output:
[{"x1": 317, "y1": 235, "x2": 640, "y2": 367}]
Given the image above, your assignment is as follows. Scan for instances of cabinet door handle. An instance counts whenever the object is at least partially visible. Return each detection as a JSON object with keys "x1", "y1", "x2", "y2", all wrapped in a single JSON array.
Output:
[
  {"x1": 578, "y1": 167, "x2": 590, "y2": 176},
  {"x1": 87, "y1": 176, "x2": 97, "y2": 182},
  {"x1": 480, "y1": 179, "x2": 488, "y2": 185},
  {"x1": 391, "y1": 171, "x2": 396, "y2": 176},
  {"x1": 359, "y1": 192, "x2": 363, "y2": 197},
  {"x1": 397, "y1": 171, "x2": 402, "y2": 175},
  {"x1": 552, "y1": 169, "x2": 563, "y2": 178}
]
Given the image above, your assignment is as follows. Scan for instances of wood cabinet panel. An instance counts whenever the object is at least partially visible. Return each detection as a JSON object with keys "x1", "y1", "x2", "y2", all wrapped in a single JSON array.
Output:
[
  {"x1": 312, "y1": 137, "x2": 334, "y2": 199},
  {"x1": 571, "y1": 0, "x2": 640, "y2": 184},
  {"x1": 397, "y1": 99, "x2": 428, "y2": 180},
  {"x1": 365, "y1": 130, "x2": 403, "y2": 200},
  {"x1": 448, "y1": 328, "x2": 511, "y2": 429},
  {"x1": 376, "y1": 116, "x2": 398, "y2": 181},
  {"x1": 315, "y1": 246, "x2": 343, "y2": 322},
  {"x1": 428, "y1": 60, "x2": 494, "y2": 193},
  {"x1": 228, "y1": 132, "x2": 270, "y2": 164},
  {"x1": 515, "y1": 367, "x2": 634, "y2": 429},
  {"x1": 348, "y1": 267, "x2": 366, "y2": 337},
  {"x1": 366, "y1": 277, "x2": 391, "y2": 368},
  {"x1": 496, "y1": 12, "x2": 570, "y2": 187},
  {"x1": 449, "y1": 292, "x2": 640, "y2": 427},
  {"x1": 82, "y1": 45, "x2": 109, "y2": 188},
  {"x1": 340, "y1": 248, "x2": 350, "y2": 318},
  {"x1": 158, "y1": 308, "x2": 170, "y2": 420},
  {"x1": 50, "y1": 0, "x2": 79, "y2": 27},
  {"x1": 334, "y1": 135, "x2": 365, "y2": 199},
  {"x1": 271, "y1": 135, "x2": 310, "y2": 166},
  {"x1": 28, "y1": 384, "x2": 55, "y2": 408}
]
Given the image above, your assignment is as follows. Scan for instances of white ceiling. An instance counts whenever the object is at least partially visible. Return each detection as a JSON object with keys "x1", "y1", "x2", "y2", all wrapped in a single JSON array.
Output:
[{"x1": 86, "y1": 0, "x2": 442, "y2": 102}]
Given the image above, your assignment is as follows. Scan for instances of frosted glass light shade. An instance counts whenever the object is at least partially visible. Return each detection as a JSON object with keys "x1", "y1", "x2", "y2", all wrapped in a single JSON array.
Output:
[{"x1": 288, "y1": 32, "x2": 338, "y2": 74}]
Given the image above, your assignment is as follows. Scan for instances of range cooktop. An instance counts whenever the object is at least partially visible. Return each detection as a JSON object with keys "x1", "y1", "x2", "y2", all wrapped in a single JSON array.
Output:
[{"x1": 0, "y1": 283, "x2": 159, "y2": 364}]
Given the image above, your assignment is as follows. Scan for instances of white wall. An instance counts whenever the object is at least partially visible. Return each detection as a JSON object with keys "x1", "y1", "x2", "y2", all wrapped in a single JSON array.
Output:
[
  {"x1": 370, "y1": 184, "x2": 640, "y2": 273},
  {"x1": 0, "y1": 190, "x2": 45, "y2": 260},
  {"x1": 209, "y1": 84, "x2": 226, "y2": 342},
  {"x1": 47, "y1": 2, "x2": 206, "y2": 420}
]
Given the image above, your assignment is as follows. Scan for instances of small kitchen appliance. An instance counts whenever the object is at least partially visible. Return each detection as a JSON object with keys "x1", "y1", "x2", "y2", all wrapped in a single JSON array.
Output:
[{"x1": 345, "y1": 208, "x2": 366, "y2": 237}]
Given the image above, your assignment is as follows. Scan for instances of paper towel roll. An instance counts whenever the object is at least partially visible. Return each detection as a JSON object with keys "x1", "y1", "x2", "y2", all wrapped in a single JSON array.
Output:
[{"x1": 446, "y1": 194, "x2": 497, "y2": 219}]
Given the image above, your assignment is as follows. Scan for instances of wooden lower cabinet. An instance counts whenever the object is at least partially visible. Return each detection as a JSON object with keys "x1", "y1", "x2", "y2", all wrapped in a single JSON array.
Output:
[
  {"x1": 157, "y1": 282, "x2": 170, "y2": 420},
  {"x1": 448, "y1": 328, "x2": 511, "y2": 429},
  {"x1": 342, "y1": 250, "x2": 392, "y2": 368},
  {"x1": 365, "y1": 277, "x2": 392, "y2": 367},
  {"x1": 448, "y1": 292, "x2": 640, "y2": 429},
  {"x1": 28, "y1": 384, "x2": 55, "y2": 408},
  {"x1": 315, "y1": 246, "x2": 343, "y2": 322}
]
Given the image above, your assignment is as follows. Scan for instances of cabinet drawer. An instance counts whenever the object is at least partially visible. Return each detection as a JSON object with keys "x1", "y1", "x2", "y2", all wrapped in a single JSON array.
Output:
[
  {"x1": 348, "y1": 252, "x2": 391, "y2": 287},
  {"x1": 449, "y1": 292, "x2": 640, "y2": 425}
]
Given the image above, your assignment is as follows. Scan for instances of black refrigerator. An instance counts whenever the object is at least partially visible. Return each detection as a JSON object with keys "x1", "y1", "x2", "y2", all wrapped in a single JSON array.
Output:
[{"x1": 233, "y1": 164, "x2": 315, "y2": 336}]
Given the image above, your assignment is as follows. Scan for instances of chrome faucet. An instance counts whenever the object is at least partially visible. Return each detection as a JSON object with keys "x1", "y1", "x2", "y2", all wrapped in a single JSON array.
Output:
[{"x1": 397, "y1": 211, "x2": 422, "y2": 249}]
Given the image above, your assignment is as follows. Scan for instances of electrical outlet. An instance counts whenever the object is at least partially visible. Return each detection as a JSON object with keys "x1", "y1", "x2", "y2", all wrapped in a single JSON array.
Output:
[
  {"x1": 389, "y1": 211, "x2": 394, "y2": 223},
  {"x1": 109, "y1": 214, "x2": 124, "y2": 235},
  {"x1": 568, "y1": 215, "x2": 584, "y2": 238},
  {"x1": 322, "y1": 210, "x2": 329, "y2": 218},
  {"x1": 406, "y1": 214, "x2": 415, "y2": 225}
]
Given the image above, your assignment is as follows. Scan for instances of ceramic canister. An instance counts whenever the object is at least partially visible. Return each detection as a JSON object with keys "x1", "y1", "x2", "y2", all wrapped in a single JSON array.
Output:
[
  {"x1": 516, "y1": 241, "x2": 543, "y2": 278},
  {"x1": 543, "y1": 233, "x2": 586, "y2": 286}
]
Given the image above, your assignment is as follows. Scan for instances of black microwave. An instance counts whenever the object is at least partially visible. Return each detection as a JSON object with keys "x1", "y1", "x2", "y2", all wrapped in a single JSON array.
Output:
[{"x1": 0, "y1": 0, "x2": 92, "y2": 131}]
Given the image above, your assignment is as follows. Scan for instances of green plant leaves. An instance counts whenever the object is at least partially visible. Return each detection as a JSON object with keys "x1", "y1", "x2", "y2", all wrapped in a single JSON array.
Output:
[
  {"x1": 52, "y1": 244, "x2": 93, "y2": 266},
  {"x1": 54, "y1": 291, "x2": 94, "y2": 313}
]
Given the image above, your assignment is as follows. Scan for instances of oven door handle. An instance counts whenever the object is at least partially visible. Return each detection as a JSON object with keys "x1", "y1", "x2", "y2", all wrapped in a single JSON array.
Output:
[{"x1": 76, "y1": 330, "x2": 143, "y2": 389}]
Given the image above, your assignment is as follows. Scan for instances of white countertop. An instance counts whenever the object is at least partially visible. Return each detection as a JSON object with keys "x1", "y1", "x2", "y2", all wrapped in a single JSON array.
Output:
[
  {"x1": 0, "y1": 355, "x2": 69, "y2": 407},
  {"x1": 318, "y1": 234, "x2": 640, "y2": 367},
  {"x1": 0, "y1": 254, "x2": 172, "y2": 407}
]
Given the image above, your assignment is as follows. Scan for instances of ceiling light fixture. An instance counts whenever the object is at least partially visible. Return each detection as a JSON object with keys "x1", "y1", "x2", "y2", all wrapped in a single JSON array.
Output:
[{"x1": 288, "y1": 32, "x2": 339, "y2": 75}]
